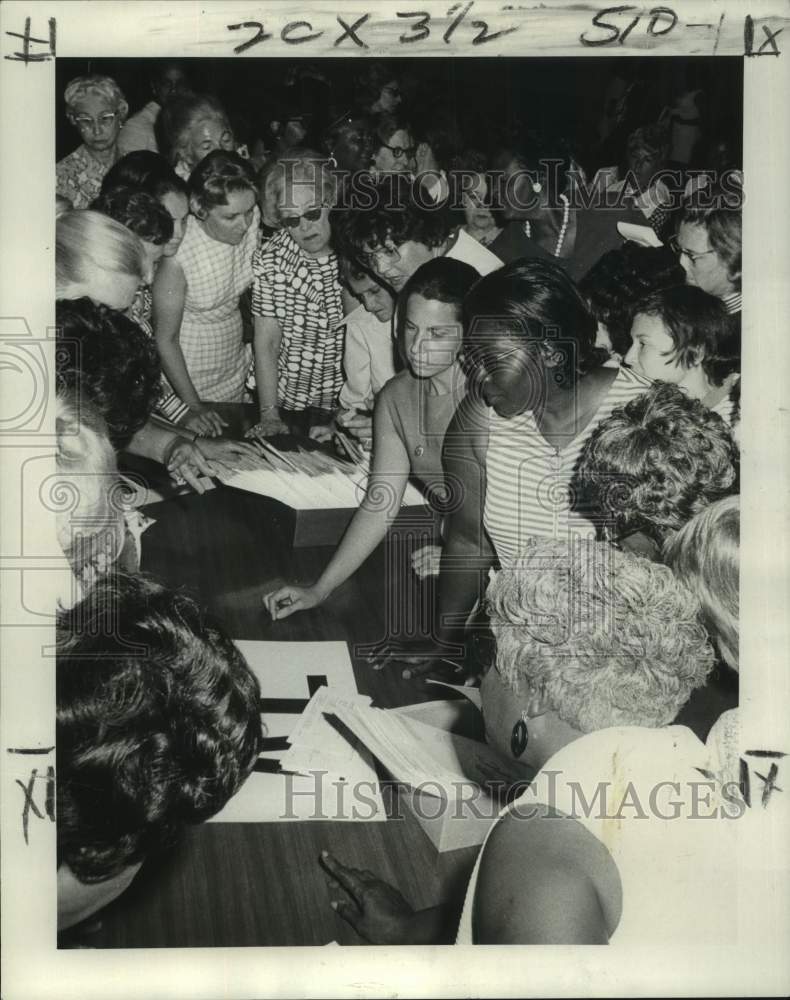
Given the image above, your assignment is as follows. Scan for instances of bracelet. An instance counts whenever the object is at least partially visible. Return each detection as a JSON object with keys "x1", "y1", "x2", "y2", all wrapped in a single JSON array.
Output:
[{"x1": 259, "y1": 404, "x2": 278, "y2": 415}]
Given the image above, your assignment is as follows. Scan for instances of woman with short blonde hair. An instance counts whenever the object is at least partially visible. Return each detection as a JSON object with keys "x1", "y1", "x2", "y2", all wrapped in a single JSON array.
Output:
[
  {"x1": 57, "y1": 75, "x2": 129, "y2": 208},
  {"x1": 56, "y1": 210, "x2": 145, "y2": 311}
]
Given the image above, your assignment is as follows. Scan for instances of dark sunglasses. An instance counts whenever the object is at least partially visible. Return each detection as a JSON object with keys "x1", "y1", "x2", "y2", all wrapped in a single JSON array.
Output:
[{"x1": 280, "y1": 206, "x2": 325, "y2": 229}]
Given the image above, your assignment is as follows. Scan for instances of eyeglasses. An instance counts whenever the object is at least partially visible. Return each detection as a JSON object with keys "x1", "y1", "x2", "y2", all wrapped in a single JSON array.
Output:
[
  {"x1": 381, "y1": 142, "x2": 416, "y2": 159},
  {"x1": 362, "y1": 242, "x2": 401, "y2": 268},
  {"x1": 280, "y1": 206, "x2": 325, "y2": 229},
  {"x1": 668, "y1": 236, "x2": 717, "y2": 263},
  {"x1": 73, "y1": 112, "x2": 118, "y2": 132}
]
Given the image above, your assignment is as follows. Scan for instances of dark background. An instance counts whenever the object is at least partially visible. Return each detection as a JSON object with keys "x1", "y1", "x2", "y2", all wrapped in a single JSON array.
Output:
[{"x1": 56, "y1": 56, "x2": 743, "y2": 171}]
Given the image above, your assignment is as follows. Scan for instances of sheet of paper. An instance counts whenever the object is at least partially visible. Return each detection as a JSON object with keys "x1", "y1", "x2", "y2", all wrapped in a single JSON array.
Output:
[
  {"x1": 425, "y1": 679, "x2": 483, "y2": 710},
  {"x1": 616, "y1": 221, "x2": 664, "y2": 247},
  {"x1": 209, "y1": 642, "x2": 386, "y2": 823},
  {"x1": 328, "y1": 702, "x2": 525, "y2": 800}
]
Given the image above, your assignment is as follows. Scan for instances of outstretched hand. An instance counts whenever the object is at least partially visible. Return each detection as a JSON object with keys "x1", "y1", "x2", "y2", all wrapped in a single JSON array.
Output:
[
  {"x1": 263, "y1": 583, "x2": 325, "y2": 620},
  {"x1": 320, "y1": 851, "x2": 415, "y2": 945}
]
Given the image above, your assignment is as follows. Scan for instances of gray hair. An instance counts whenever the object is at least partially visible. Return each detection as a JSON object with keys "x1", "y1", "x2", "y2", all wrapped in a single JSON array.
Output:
[
  {"x1": 486, "y1": 537, "x2": 715, "y2": 732},
  {"x1": 64, "y1": 75, "x2": 128, "y2": 122}
]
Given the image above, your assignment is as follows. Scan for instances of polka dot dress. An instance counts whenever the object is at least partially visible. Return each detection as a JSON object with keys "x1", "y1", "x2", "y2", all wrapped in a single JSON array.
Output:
[{"x1": 251, "y1": 228, "x2": 344, "y2": 411}]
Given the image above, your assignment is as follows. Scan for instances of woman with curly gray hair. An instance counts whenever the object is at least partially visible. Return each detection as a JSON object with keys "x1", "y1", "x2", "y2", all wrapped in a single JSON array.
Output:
[
  {"x1": 57, "y1": 75, "x2": 129, "y2": 208},
  {"x1": 319, "y1": 537, "x2": 737, "y2": 946}
]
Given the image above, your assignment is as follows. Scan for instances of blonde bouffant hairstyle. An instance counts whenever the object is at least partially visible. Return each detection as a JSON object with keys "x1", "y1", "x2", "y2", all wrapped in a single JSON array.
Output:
[
  {"x1": 486, "y1": 537, "x2": 715, "y2": 733},
  {"x1": 664, "y1": 495, "x2": 739, "y2": 671}
]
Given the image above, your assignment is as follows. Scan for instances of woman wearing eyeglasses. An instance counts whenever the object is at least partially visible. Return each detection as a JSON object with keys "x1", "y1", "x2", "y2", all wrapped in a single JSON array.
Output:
[
  {"x1": 248, "y1": 150, "x2": 345, "y2": 438},
  {"x1": 56, "y1": 75, "x2": 129, "y2": 209},
  {"x1": 370, "y1": 113, "x2": 417, "y2": 178}
]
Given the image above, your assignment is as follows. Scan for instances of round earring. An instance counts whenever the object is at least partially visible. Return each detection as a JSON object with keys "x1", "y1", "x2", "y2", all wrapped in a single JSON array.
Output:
[
  {"x1": 532, "y1": 181, "x2": 542, "y2": 194},
  {"x1": 510, "y1": 710, "x2": 529, "y2": 758}
]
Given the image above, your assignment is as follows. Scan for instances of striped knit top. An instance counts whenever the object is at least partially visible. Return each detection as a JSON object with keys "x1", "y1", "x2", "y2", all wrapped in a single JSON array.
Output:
[{"x1": 484, "y1": 366, "x2": 650, "y2": 564}]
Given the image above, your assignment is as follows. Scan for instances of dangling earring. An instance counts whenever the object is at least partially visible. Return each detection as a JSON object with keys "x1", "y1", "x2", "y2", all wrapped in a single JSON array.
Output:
[{"x1": 511, "y1": 710, "x2": 529, "y2": 758}]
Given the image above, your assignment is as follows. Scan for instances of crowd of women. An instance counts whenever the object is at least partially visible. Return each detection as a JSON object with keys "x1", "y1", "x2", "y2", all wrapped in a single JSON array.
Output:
[{"x1": 55, "y1": 59, "x2": 745, "y2": 944}]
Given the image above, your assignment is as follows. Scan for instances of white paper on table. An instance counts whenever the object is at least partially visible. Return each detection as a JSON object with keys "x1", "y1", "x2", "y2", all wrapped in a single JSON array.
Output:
[
  {"x1": 218, "y1": 462, "x2": 424, "y2": 510},
  {"x1": 328, "y1": 702, "x2": 523, "y2": 801},
  {"x1": 210, "y1": 641, "x2": 386, "y2": 823},
  {"x1": 280, "y1": 686, "x2": 373, "y2": 778}
]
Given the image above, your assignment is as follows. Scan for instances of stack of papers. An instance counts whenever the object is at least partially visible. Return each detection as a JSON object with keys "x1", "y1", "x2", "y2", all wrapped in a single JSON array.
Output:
[
  {"x1": 328, "y1": 701, "x2": 525, "y2": 800},
  {"x1": 218, "y1": 456, "x2": 424, "y2": 511},
  {"x1": 209, "y1": 641, "x2": 386, "y2": 823},
  {"x1": 279, "y1": 686, "x2": 374, "y2": 779}
]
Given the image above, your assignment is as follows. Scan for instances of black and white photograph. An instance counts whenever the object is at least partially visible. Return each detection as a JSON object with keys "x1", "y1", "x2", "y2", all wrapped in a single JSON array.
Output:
[{"x1": 1, "y1": 1, "x2": 789, "y2": 997}]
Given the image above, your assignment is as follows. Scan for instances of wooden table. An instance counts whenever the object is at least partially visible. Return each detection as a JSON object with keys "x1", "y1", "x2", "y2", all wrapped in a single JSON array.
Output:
[{"x1": 88, "y1": 406, "x2": 478, "y2": 948}]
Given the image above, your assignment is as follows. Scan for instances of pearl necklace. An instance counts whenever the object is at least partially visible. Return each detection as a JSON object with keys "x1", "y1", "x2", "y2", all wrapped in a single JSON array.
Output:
[{"x1": 522, "y1": 193, "x2": 571, "y2": 257}]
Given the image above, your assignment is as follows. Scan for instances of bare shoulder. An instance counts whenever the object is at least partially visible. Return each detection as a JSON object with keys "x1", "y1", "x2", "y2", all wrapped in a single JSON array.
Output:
[
  {"x1": 581, "y1": 364, "x2": 620, "y2": 404},
  {"x1": 473, "y1": 803, "x2": 620, "y2": 944},
  {"x1": 153, "y1": 254, "x2": 186, "y2": 289},
  {"x1": 444, "y1": 393, "x2": 490, "y2": 459}
]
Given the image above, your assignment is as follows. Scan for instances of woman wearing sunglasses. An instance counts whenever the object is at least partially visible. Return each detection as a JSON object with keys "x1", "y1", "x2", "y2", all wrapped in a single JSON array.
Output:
[
  {"x1": 248, "y1": 150, "x2": 345, "y2": 438},
  {"x1": 57, "y1": 75, "x2": 129, "y2": 209}
]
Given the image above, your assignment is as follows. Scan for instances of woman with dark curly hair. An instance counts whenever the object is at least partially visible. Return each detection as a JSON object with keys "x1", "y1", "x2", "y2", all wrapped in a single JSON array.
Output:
[
  {"x1": 332, "y1": 176, "x2": 501, "y2": 297},
  {"x1": 152, "y1": 149, "x2": 259, "y2": 421},
  {"x1": 56, "y1": 298, "x2": 259, "y2": 490},
  {"x1": 56, "y1": 572, "x2": 262, "y2": 930},
  {"x1": 100, "y1": 152, "x2": 191, "y2": 260},
  {"x1": 321, "y1": 537, "x2": 737, "y2": 946},
  {"x1": 577, "y1": 381, "x2": 738, "y2": 552},
  {"x1": 56, "y1": 298, "x2": 162, "y2": 452},
  {"x1": 625, "y1": 284, "x2": 740, "y2": 425},
  {"x1": 91, "y1": 186, "x2": 173, "y2": 320},
  {"x1": 578, "y1": 242, "x2": 684, "y2": 360}
]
